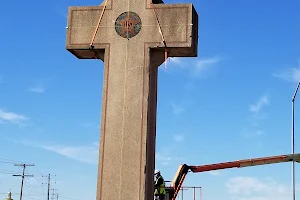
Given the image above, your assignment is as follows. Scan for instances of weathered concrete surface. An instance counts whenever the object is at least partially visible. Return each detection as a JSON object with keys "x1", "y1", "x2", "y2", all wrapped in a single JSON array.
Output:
[{"x1": 65, "y1": 0, "x2": 198, "y2": 200}]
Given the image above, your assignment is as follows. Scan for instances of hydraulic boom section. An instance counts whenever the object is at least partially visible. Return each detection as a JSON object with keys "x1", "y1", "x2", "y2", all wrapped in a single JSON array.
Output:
[{"x1": 166, "y1": 153, "x2": 300, "y2": 200}]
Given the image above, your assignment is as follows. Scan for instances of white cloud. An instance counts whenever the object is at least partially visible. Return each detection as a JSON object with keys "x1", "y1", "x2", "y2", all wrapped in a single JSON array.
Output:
[
  {"x1": 171, "y1": 102, "x2": 185, "y2": 115},
  {"x1": 0, "y1": 109, "x2": 28, "y2": 124},
  {"x1": 156, "y1": 146, "x2": 183, "y2": 166},
  {"x1": 170, "y1": 98, "x2": 193, "y2": 115},
  {"x1": 173, "y1": 134, "x2": 184, "y2": 142},
  {"x1": 169, "y1": 57, "x2": 182, "y2": 65},
  {"x1": 184, "y1": 82, "x2": 196, "y2": 90},
  {"x1": 249, "y1": 96, "x2": 269, "y2": 113},
  {"x1": 28, "y1": 79, "x2": 50, "y2": 94},
  {"x1": 39, "y1": 144, "x2": 98, "y2": 164},
  {"x1": 226, "y1": 176, "x2": 297, "y2": 200},
  {"x1": 93, "y1": 141, "x2": 99, "y2": 147},
  {"x1": 6, "y1": 138, "x2": 98, "y2": 164},
  {"x1": 164, "y1": 56, "x2": 223, "y2": 77},
  {"x1": 80, "y1": 122, "x2": 100, "y2": 129},
  {"x1": 208, "y1": 171, "x2": 220, "y2": 176},
  {"x1": 241, "y1": 95, "x2": 269, "y2": 139},
  {"x1": 242, "y1": 129, "x2": 264, "y2": 138},
  {"x1": 273, "y1": 65, "x2": 300, "y2": 83},
  {"x1": 156, "y1": 152, "x2": 173, "y2": 166},
  {"x1": 156, "y1": 134, "x2": 186, "y2": 166},
  {"x1": 193, "y1": 56, "x2": 222, "y2": 75},
  {"x1": 28, "y1": 85, "x2": 46, "y2": 93}
]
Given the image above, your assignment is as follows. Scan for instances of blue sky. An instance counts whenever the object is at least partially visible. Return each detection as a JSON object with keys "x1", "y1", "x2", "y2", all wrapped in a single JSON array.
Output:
[{"x1": 0, "y1": 0, "x2": 300, "y2": 200}]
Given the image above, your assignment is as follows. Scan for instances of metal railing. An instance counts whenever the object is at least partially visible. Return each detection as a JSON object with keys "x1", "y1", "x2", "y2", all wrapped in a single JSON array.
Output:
[{"x1": 175, "y1": 186, "x2": 202, "y2": 200}]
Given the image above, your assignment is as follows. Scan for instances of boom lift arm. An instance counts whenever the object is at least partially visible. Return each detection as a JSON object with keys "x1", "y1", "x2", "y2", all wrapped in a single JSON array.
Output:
[{"x1": 168, "y1": 153, "x2": 300, "y2": 200}]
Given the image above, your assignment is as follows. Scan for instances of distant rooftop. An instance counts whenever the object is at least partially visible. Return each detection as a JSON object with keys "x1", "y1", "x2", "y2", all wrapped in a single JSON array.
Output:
[{"x1": 5, "y1": 192, "x2": 13, "y2": 200}]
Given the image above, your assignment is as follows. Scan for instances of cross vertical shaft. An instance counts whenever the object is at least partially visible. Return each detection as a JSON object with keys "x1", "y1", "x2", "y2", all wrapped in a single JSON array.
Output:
[{"x1": 66, "y1": 0, "x2": 198, "y2": 199}]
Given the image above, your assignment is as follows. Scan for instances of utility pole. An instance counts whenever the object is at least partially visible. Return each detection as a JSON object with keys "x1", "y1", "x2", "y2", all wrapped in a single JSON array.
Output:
[
  {"x1": 47, "y1": 174, "x2": 51, "y2": 200},
  {"x1": 13, "y1": 163, "x2": 34, "y2": 200},
  {"x1": 291, "y1": 80, "x2": 300, "y2": 200}
]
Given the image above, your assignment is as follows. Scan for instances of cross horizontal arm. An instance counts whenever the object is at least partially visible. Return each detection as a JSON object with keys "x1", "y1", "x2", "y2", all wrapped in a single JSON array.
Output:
[
  {"x1": 147, "y1": 4, "x2": 198, "y2": 57},
  {"x1": 66, "y1": 4, "x2": 198, "y2": 59}
]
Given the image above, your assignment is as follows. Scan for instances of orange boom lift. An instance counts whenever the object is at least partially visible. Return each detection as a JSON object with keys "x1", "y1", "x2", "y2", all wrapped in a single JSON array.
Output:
[{"x1": 164, "y1": 153, "x2": 300, "y2": 200}]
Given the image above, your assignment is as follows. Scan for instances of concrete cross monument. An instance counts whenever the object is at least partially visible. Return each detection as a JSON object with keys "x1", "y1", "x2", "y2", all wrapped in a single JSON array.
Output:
[{"x1": 65, "y1": 0, "x2": 198, "y2": 199}]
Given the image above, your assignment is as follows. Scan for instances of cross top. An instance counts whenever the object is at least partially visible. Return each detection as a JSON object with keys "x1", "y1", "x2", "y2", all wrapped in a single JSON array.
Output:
[
  {"x1": 67, "y1": 0, "x2": 198, "y2": 60},
  {"x1": 90, "y1": 0, "x2": 166, "y2": 46}
]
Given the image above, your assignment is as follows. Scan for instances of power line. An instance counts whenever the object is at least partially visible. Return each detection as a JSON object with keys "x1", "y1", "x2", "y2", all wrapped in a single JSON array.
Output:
[
  {"x1": 0, "y1": 158, "x2": 51, "y2": 200},
  {"x1": 58, "y1": 196, "x2": 80, "y2": 200},
  {"x1": 51, "y1": 189, "x2": 57, "y2": 200},
  {"x1": 0, "y1": 160, "x2": 15, "y2": 164},
  {"x1": 13, "y1": 163, "x2": 34, "y2": 200},
  {"x1": 34, "y1": 165, "x2": 44, "y2": 177},
  {"x1": 22, "y1": 194, "x2": 41, "y2": 200},
  {"x1": 0, "y1": 158, "x2": 25, "y2": 164},
  {"x1": 0, "y1": 193, "x2": 19, "y2": 195},
  {"x1": 0, "y1": 169, "x2": 20, "y2": 175}
]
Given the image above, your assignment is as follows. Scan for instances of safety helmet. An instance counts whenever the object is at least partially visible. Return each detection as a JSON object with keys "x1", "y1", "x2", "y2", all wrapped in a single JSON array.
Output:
[{"x1": 154, "y1": 169, "x2": 160, "y2": 175}]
